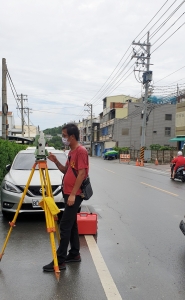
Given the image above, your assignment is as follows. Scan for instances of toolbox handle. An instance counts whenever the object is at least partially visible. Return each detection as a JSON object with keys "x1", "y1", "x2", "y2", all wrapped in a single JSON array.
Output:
[{"x1": 78, "y1": 213, "x2": 89, "y2": 217}]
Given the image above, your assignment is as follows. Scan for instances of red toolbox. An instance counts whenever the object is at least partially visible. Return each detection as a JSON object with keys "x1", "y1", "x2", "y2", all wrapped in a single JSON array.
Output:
[{"x1": 77, "y1": 213, "x2": 97, "y2": 235}]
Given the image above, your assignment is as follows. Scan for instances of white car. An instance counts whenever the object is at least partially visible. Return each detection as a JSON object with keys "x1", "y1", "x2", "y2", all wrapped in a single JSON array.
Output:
[{"x1": 1, "y1": 149, "x2": 67, "y2": 218}]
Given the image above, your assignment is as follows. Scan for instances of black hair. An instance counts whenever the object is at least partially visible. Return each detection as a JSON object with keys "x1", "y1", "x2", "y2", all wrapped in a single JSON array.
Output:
[{"x1": 62, "y1": 123, "x2": 79, "y2": 140}]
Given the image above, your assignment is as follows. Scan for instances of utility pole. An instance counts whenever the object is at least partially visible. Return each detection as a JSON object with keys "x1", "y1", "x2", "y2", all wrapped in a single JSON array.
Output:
[
  {"x1": 24, "y1": 107, "x2": 32, "y2": 138},
  {"x1": 177, "y1": 84, "x2": 179, "y2": 103},
  {"x1": 2, "y1": 58, "x2": 8, "y2": 139},
  {"x1": 84, "y1": 103, "x2": 93, "y2": 156},
  {"x1": 17, "y1": 94, "x2": 27, "y2": 137},
  {"x1": 132, "y1": 32, "x2": 152, "y2": 162},
  {"x1": 21, "y1": 94, "x2": 24, "y2": 137}
]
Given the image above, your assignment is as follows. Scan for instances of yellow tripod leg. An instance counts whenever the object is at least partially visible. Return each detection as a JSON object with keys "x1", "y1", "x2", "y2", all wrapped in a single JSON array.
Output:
[
  {"x1": 39, "y1": 167, "x2": 60, "y2": 281},
  {"x1": 45, "y1": 168, "x2": 61, "y2": 244},
  {"x1": 0, "y1": 164, "x2": 36, "y2": 261},
  {"x1": 46, "y1": 207, "x2": 60, "y2": 281}
]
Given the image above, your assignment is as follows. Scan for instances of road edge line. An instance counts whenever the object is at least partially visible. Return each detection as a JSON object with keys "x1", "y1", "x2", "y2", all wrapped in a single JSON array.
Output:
[{"x1": 85, "y1": 235, "x2": 122, "y2": 300}]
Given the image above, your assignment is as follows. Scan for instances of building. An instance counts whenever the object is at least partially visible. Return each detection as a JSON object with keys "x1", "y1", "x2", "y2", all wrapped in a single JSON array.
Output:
[
  {"x1": 94, "y1": 95, "x2": 139, "y2": 156},
  {"x1": 77, "y1": 116, "x2": 100, "y2": 153},
  {"x1": 170, "y1": 90, "x2": 185, "y2": 149},
  {"x1": 14, "y1": 125, "x2": 37, "y2": 139},
  {"x1": 0, "y1": 112, "x2": 21, "y2": 136},
  {"x1": 0, "y1": 111, "x2": 35, "y2": 143},
  {"x1": 113, "y1": 102, "x2": 176, "y2": 149}
]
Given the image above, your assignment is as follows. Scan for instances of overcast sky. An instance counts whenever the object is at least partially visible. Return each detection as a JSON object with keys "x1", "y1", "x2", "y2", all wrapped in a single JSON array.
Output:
[{"x1": 0, "y1": 0, "x2": 185, "y2": 130}]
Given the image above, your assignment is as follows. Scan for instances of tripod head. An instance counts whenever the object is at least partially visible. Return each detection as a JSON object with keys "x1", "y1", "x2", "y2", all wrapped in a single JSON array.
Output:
[{"x1": 34, "y1": 131, "x2": 48, "y2": 160}]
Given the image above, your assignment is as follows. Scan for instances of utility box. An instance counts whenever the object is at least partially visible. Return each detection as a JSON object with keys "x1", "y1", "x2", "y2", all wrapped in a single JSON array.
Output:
[
  {"x1": 144, "y1": 150, "x2": 151, "y2": 162},
  {"x1": 143, "y1": 71, "x2": 153, "y2": 84},
  {"x1": 77, "y1": 213, "x2": 97, "y2": 235}
]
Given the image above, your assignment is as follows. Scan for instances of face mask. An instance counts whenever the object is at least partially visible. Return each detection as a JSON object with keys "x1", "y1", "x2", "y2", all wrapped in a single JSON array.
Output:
[{"x1": 62, "y1": 137, "x2": 70, "y2": 146}]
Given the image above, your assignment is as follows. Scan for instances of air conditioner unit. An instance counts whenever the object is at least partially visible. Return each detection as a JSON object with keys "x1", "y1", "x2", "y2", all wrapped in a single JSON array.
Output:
[{"x1": 109, "y1": 134, "x2": 112, "y2": 138}]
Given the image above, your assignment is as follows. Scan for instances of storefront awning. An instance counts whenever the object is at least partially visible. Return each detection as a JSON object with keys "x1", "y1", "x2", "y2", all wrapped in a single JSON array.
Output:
[{"x1": 169, "y1": 137, "x2": 185, "y2": 142}]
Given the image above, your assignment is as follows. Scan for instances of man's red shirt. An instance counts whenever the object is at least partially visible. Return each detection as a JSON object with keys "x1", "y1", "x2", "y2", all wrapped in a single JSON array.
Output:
[
  {"x1": 63, "y1": 145, "x2": 89, "y2": 195},
  {"x1": 171, "y1": 155, "x2": 185, "y2": 171}
]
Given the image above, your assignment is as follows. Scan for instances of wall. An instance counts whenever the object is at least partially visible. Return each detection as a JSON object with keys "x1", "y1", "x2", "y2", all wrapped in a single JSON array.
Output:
[
  {"x1": 106, "y1": 95, "x2": 138, "y2": 108},
  {"x1": 130, "y1": 149, "x2": 177, "y2": 163},
  {"x1": 15, "y1": 125, "x2": 37, "y2": 138},
  {"x1": 115, "y1": 103, "x2": 128, "y2": 119},
  {"x1": 104, "y1": 141, "x2": 116, "y2": 148}
]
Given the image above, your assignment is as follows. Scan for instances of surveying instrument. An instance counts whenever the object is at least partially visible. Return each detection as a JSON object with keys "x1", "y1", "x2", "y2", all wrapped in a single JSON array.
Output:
[{"x1": 0, "y1": 131, "x2": 61, "y2": 281}]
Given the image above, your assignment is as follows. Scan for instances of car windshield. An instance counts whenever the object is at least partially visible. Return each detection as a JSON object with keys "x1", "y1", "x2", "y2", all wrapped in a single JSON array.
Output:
[{"x1": 12, "y1": 152, "x2": 67, "y2": 170}]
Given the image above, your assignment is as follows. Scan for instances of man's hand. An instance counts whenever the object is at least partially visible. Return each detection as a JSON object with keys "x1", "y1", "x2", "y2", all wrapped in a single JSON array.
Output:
[
  {"x1": 47, "y1": 152, "x2": 57, "y2": 163},
  {"x1": 67, "y1": 194, "x2": 75, "y2": 206}
]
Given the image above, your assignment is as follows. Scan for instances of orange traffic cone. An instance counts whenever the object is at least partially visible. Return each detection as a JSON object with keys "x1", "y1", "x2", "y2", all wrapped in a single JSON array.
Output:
[
  {"x1": 140, "y1": 159, "x2": 144, "y2": 167},
  {"x1": 155, "y1": 158, "x2": 159, "y2": 165},
  {"x1": 135, "y1": 158, "x2": 140, "y2": 166}
]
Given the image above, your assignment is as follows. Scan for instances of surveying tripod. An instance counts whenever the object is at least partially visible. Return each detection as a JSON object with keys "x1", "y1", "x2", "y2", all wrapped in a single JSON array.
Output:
[{"x1": 0, "y1": 132, "x2": 61, "y2": 281}]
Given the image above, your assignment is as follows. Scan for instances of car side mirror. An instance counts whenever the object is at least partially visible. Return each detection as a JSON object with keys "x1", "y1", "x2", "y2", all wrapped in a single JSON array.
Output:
[{"x1": 6, "y1": 164, "x2": 11, "y2": 171}]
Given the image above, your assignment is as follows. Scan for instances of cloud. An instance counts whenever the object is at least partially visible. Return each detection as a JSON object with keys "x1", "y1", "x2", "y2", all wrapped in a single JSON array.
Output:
[{"x1": 0, "y1": 0, "x2": 185, "y2": 130}]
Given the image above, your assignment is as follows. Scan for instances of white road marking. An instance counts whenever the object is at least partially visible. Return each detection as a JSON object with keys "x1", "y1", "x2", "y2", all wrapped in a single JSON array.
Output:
[
  {"x1": 85, "y1": 235, "x2": 122, "y2": 300},
  {"x1": 104, "y1": 168, "x2": 115, "y2": 173}
]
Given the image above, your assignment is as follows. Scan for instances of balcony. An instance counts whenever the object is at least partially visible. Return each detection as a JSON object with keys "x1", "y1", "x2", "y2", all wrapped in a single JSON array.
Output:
[
  {"x1": 103, "y1": 107, "x2": 110, "y2": 116},
  {"x1": 107, "y1": 119, "x2": 115, "y2": 126}
]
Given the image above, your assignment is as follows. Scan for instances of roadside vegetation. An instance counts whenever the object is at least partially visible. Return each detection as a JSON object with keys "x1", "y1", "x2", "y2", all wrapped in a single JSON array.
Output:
[
  {"x1": 0, "y1": 139, "x2": 27, "y2": 184},
  {"x1": 149, "y1": 144, "x2": 176, "y2": 150}
]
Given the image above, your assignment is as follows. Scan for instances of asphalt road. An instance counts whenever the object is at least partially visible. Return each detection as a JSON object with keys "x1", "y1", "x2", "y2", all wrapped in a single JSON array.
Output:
[{"x1": 1, "y1": 157, "x2": 185, "y2": 300}]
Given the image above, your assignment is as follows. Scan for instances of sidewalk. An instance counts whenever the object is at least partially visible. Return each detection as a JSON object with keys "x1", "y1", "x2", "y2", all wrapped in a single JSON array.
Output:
[
  {"x1": 91, "y1": 156, "x2": 171, "y2": 172},
  {"x1": 129, "y1": 160, "x2": 170, "y2": 172}
]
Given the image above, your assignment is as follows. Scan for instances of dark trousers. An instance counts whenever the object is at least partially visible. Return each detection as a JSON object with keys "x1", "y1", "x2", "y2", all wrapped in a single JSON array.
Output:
[{"x1": 57, "y1": 194, "x2": 83, "y2": 263}]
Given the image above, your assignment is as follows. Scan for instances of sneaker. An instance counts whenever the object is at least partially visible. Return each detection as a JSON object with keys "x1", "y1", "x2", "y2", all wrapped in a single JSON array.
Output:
[
  {"x1": 65, "y1": 254, "x2": 81, "y2": 263},
  {"x1": 43, "y1": 261, "x2": 66, "y2": 272}
]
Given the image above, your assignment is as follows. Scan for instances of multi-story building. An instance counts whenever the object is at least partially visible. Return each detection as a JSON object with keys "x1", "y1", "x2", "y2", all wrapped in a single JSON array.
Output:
[
  {"x1": 170, "y1": 90, "x2": 185, "y2": 150},
  {"x1": 93, "y1": 93, "x2": 177, "y2": 156},
  {"x1": 77, "y1": 116, "x2": 100, "y2": 153},
  {"x1": 113, "y1": 102, "x2": 176, "y2": 150},
  {"x1": 94, "y1": 95, "x2": 139, "y2": 156}
]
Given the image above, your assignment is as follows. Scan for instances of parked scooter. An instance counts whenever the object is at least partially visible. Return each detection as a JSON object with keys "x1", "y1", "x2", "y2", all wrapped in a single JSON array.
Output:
[{"x1": 170, "y1": 163, "x2": 185, "y2": 182}]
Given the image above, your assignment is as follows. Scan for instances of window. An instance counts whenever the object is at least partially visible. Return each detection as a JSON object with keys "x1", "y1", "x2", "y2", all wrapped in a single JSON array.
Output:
[
  {"x1": 153, "y1": 131, "x2": 157, "y2": 134},
  {"x1": 165, "y1": 127, "x2": 171, "y2": 136},
  {"x1": 122, "y1": 128, "x2": 129, "y2": 135},
  {"x1": 165, "y1": 114, "x2": 172, "y2": 120}
]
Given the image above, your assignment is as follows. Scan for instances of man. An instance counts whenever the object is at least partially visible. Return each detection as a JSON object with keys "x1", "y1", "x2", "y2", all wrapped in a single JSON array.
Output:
[
  {"x1": 171, "y1": 151, "x2": 185, "y2": 179},
  {"x1": 43, "y1": 123, "x2": 89, "y2": 272}
]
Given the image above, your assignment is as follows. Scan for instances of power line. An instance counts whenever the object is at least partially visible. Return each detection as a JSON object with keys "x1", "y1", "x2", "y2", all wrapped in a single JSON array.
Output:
[
  {"x1": 76, "y1": 0, "x2": 174, "y2": 118},
  {"x1": 155, "y1": 66, "x2": 185, "y2": 83},
  {"x1": 152, "y1": 21, "x2": 185, "y2": 53},
  {"x1": 152, "y1": 12, "x2": 185, "y2": 47},
  {"x1": 150, "y1": 0, "x2": 184, "y2": 39},
  {"x1": 134, "y1": 0, "x2": 170, "y2": 41},
  {"x1": 6, "y1": 71, "x2": 21, "y2": 120}
]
